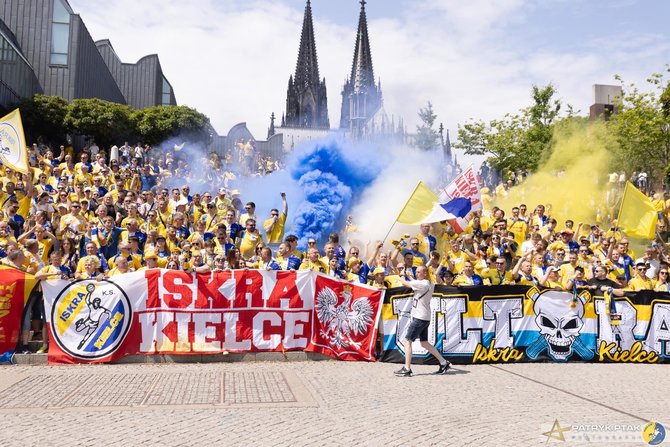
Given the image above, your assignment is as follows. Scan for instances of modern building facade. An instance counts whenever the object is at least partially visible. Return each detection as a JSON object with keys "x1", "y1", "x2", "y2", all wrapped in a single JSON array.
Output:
[
  {"x1": 96, "y1": 40, "x2": 176, "y2": 109},
  {"x1": 0, "y1": 19, "x2": 42, "y2": 110},
  {"x1": 0, "y1": 0, "x2": 176, "y2": 110}
]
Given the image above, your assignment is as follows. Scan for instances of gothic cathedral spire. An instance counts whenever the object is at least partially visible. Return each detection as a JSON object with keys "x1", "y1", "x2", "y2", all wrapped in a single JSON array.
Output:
[
  {"x1": 284, "y1": 0, "x2": 330, "y2": 129},
  {"x1": 340, "y1": 0, "x2": 382, "y2": 135}
]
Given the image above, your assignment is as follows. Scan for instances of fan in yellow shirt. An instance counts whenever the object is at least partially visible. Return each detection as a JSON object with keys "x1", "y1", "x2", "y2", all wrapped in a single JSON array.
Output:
[
  {"x1": 626, "y1": 262, "x2": 655, "y2": 291},
  {"x1": 263, "y1": 193, "x2": 288, "y2": 245},
  {"x1": 481, "y1": 257, "x2": 514, "y2": 285},
  {"x1": 299, "y1": 247, "x2": 328, "y2": 273},
  {"x1": 238, "y1": 219, "x2": 265, "y2": 260}
]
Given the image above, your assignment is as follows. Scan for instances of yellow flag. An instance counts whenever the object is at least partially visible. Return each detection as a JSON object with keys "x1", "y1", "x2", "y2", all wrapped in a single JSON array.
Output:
[
  {"x1": 396, "y1": 181, "x2": 438, "y2": 225},
  {"x1": 617, "y1": 181, "x2": 658, "y2": 239},
  {"x1": 0, "y1": 109, "x2": 29, "y2": 174}
]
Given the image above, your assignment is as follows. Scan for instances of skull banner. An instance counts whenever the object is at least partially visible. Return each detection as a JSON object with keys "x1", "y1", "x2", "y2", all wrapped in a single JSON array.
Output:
[{"x1": 381, "y1": 285, "x2": 670, "y2": 364}]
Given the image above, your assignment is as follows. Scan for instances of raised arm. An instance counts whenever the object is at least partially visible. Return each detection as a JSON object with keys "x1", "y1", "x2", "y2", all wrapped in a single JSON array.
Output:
[
  {"x1": 280, "y1": 192, "x2": 288, "y2": 215},
  {"x1": 366, "y1": 241, "x2": 383, "y2": 268}
]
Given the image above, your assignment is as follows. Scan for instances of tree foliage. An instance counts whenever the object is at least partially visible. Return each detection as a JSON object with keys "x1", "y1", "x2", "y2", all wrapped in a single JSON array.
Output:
[
  {"x1": 454, "y1": 84, "x2": 562, "y2": 172},
  {"x1": 132, "y1": 105, "x2": 211, "y2": 146},
  {"x1": 13, "y1": 95, "x2": 213, "y2": 150},
  {"x1": 63, "y1": 98, "x2": 134, "y2": 148},
  {"x1": 415, "y1": 101, "x2": 440, "y2": 151},
  {"x1": 609, "y1": 67, "x2": 670, "y2": 185},
  {"x1": 14, "y1": 94, "x2": 68, "y2": 146}
]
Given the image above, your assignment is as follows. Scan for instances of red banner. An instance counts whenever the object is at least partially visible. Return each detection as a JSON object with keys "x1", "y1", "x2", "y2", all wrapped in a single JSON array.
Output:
[
  {"x1": 0, "y1": 266, "x2": 36, "y2": 357},
  {"x1": 42, "y1": 270, "x2": 383, "y2": 364}
]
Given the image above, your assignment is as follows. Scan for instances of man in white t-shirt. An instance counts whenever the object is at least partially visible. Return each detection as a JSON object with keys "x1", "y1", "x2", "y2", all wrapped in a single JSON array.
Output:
[{"x1": 394, "y1": 265, "x2": 451, "y2": 377}]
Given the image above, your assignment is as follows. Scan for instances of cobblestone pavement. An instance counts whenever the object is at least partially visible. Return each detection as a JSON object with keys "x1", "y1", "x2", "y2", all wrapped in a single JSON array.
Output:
[{"x1": 0, "y1": 361, "x2": 667, "y2": 446}]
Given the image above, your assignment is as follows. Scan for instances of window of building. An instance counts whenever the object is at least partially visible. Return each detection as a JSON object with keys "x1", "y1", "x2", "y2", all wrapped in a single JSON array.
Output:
[
  {"x1": 161, "y1": 77, "x2": 172, "y2": 105},
  {"x1": 0, "y1": 35, "x2": 18, "y2": 62},
  {"x1": 50, "y1": 0, "x2": 70, "y2": 65}
]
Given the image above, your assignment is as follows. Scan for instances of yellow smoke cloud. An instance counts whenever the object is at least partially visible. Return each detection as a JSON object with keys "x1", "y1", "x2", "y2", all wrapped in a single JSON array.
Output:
[{"x1": 494, "y1": 120, "x2": 617, "y2": 227}]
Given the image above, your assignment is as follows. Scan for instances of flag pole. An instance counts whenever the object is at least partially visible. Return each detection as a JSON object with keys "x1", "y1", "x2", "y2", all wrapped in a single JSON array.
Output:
[{"x1": 381, "y1": 222, "x2": 396, "y2": 245}]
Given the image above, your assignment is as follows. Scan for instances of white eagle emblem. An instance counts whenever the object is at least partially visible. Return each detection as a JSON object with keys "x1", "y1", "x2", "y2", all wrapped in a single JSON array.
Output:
[{"x1": 315, "y1": 286, "x2": 373, "y2": 350}]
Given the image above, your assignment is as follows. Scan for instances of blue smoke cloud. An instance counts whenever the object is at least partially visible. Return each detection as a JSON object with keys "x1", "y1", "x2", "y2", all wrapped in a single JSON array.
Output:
[{"x1": 290, "y1": 140, "x2": 381, "y2": 248}]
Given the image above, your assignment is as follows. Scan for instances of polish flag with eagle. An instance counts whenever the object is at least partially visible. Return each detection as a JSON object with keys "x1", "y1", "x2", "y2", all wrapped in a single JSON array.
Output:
[{"x1": 306, "y1": 275, "x2": 383, "y2": 361}]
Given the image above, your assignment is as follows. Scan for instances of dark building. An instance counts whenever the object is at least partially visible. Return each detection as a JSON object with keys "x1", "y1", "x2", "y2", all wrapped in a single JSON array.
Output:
[
  {"x1": 0, "y1": 0, "x2": 176, "y2": 110},
  {"x1": 96, "y1": 40, "x2": 176, "y2": 109},
  {"x1": 589, "y1": 84, "x2": 622, "y2": 121},
  {"x1": 283, "y1": 0, "x2": 329, "y2": 129},
  {"x1": 339, "y1": 0, "x2": 382, "y2": 137}
]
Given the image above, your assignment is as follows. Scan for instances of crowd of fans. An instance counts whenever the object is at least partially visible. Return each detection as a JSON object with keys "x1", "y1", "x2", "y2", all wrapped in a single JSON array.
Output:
[{"x1": 1, "y1": 139, "x2": 668, "y2": 354}]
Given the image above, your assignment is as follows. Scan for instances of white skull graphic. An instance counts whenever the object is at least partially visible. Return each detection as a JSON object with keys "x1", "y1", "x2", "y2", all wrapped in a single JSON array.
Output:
[{"x1": 533, "y1": 290, "x2": 586, "y2": 361}]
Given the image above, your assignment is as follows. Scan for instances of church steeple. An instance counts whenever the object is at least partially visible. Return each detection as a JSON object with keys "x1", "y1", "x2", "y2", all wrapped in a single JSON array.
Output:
[
  {"x1": 350, "y1": 0, "x2": 375, "y2": 94},
  {"x1": 284, "y1": 0, "x2": 330, "y2": 129},
  {"x1": 294, "y1": 0, "x2": 319, "y2": 88},
  {"x1": 340, "y1": 0, "x2": 382, "y2": 135}
]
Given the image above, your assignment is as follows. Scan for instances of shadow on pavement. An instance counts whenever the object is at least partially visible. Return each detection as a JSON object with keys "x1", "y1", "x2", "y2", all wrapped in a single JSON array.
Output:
[{"x1": 406, "y1": 368, "x2": 471, "y2": 377}]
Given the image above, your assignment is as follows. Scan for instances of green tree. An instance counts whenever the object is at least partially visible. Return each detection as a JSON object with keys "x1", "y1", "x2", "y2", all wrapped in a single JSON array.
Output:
[
  {"x1": 132, "y1": 105, "x2": 212, "y2": 146},
  {"x1": 610, "y1": 67, "x2": 670, "y2": 186},
  {"x1": 415, "y1": 101, "x2": 440, "y2": 151},
  {"x1": 63, "y1": 98, "x2": 133, "y2": 148},
  {"x1": 454, "y1": 84, "x2": 563, "y2": 172},
  {"x1": 14, "y1": 94, "x2": 68, "y2": 146}
]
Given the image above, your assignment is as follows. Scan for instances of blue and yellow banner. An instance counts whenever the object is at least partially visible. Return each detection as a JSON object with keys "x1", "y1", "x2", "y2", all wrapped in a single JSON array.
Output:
[{"x1": 381, "y1": 285, "x2": 670, "y2": 364}]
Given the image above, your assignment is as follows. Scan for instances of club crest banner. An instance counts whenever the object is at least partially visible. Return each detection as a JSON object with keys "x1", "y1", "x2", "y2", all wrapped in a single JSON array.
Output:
[
  {"x1": 0, "y1": 109, "x2": 29, "y2": 174},
  {"x1": 380, "y1": 285, "x2": 670, "y2": 364},
  {"x1": 42, "y1": 269, "x2": 383, "y2": 364}
]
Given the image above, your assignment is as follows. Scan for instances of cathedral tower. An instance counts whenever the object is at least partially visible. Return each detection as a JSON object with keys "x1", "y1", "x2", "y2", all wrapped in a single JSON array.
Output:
[
  {"x1": 284, "y1": 0, "x2": 330, "y2": 129},
  {"x1": 339, "y1": 0, "x2": 382, "y2": 136}
]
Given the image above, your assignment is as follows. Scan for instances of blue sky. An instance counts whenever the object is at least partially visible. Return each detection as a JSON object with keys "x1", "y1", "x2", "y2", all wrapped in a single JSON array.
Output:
[{"x1": 70, "y1": 0, "x2": 670, "y2": 138}]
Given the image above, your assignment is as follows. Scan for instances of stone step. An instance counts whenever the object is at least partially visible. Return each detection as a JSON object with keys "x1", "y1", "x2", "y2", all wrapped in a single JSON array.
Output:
[{"x1": 9, "y1": 351, "x2": 333, "y2": 366}]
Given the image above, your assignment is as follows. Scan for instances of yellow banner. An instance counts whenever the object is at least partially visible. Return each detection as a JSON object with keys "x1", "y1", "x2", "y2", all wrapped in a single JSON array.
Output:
[
  {"x1": 618, "y1": 181, "x2": 657, "y2": 240},
  {"x1": 396, "y1": 181, "x2": 438, "y2": 225},
  {"x1": 0, "y1": 109, "x2": 29, "y2": 174}
]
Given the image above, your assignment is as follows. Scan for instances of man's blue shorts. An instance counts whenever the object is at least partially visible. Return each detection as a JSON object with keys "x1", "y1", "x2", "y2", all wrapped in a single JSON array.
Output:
[{"x1": 404, "y1": 317, "x2": 430, "y2": 342}]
